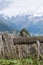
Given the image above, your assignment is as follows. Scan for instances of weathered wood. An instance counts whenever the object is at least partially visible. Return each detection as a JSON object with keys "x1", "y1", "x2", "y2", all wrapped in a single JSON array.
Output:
[
  {"x1": 37, "y1": 40, "x2": 40, "y2": 60},
  {"x1": 0, "y1": 32, "x2": 43, "y2": 59},
  {"x1": 13, "y1": 36, "x2": 43, "y2": 44},
  {"x1": 36, "y1": 40, "x2": 43, "y2": 60},
  {"x1": 2, "y1": 32, "x2": 16, "y2": 59},
  {"x1": 0, "y1": 35, "x2": 4, "y2": 58}
]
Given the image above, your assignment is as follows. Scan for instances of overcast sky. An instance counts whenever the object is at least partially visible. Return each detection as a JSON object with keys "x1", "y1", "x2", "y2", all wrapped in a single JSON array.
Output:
[{"x1": 0, "y1": 0, "x2": 43, "y2": 17}]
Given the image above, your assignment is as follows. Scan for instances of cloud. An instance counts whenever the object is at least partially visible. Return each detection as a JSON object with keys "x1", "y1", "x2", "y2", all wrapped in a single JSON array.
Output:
[
  {"x1": 0, "y1": 0, "x2": 43, "y2": 16},
  {"x1": 0, "y1": 0, "x2": 13, "y2": 10}
]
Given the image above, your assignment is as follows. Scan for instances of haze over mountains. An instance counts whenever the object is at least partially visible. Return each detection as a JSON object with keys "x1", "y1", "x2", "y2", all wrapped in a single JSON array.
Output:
[{"x1": 0, "y1": 14, "x2": 43, "y2": 35}]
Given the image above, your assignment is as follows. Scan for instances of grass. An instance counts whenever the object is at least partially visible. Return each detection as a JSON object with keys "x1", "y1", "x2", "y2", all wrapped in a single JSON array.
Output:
[{"x1": 0, "y1": 57, "x2": 43, "y2": 65}]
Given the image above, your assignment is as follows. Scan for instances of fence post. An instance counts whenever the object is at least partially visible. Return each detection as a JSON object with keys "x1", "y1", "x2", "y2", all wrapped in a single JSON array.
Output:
[
  {"x1": 37, "y1": 40, "x2": 40, "y2": 65},
  {"x1": 37, "y1": 40, "x2": 40, "y2": 60}
]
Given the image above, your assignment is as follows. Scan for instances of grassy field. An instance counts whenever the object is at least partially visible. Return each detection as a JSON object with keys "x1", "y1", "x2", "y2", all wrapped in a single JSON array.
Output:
[{"x1": 0, "y1": 57, "x2": 43, "y2": 65}]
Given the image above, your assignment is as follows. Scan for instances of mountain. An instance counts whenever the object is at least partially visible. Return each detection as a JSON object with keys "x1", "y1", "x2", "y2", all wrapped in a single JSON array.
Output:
[
  {"x1": 10, "y1": 15, "x2": 43, "y2": 35},
  {"x1": 0, "y1": 15, "x2": 17, "y2": 32},
  {"x1": 0, "y1": 22, "x2": 11, "y2": 32},
  {"x1": 0, "y1": 14, "x2": 43, "y2": 35},
  {"x1": 28, "y1": 16, "x2": 43, "y2": 34}
]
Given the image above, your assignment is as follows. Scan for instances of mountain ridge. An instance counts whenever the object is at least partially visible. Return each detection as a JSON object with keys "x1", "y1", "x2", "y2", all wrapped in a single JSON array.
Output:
[{"x1": 0, "y1": 14, "x2": 43, "y2": 35}]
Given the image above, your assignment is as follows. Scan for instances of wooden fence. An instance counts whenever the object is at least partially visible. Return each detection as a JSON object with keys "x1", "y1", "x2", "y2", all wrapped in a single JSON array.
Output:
[{"x1": 0, "y1": 32, "x2": 43, "y2": 59}]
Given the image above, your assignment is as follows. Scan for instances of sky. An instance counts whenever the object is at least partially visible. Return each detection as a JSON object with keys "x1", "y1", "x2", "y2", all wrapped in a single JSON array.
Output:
[{"x1": 0, "y1": 0, "x2": 43, "y2": 17}]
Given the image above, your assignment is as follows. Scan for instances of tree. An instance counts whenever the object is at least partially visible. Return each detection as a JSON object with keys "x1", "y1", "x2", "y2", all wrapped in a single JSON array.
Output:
[{"x1": 20, "y1": 28, "x2": 31, "y2": 37}]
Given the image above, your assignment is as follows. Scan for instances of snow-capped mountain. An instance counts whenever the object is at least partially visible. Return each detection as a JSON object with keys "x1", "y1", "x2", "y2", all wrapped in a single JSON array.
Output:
[{"x1": 0, "y1": 14, "x2": 43, "y2": 35}]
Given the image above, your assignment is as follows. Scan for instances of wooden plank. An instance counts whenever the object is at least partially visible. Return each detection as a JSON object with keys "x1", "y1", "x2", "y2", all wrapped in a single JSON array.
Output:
[
  {"x1": 13, "y1": 36, "x2": 43, "y2": 44},
  {"x1": 2, "y1": 32, "x2": 16, "y2": 59},
  {"x1": 0, "y1": 35, "x2": 4, "y2": 58}
]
